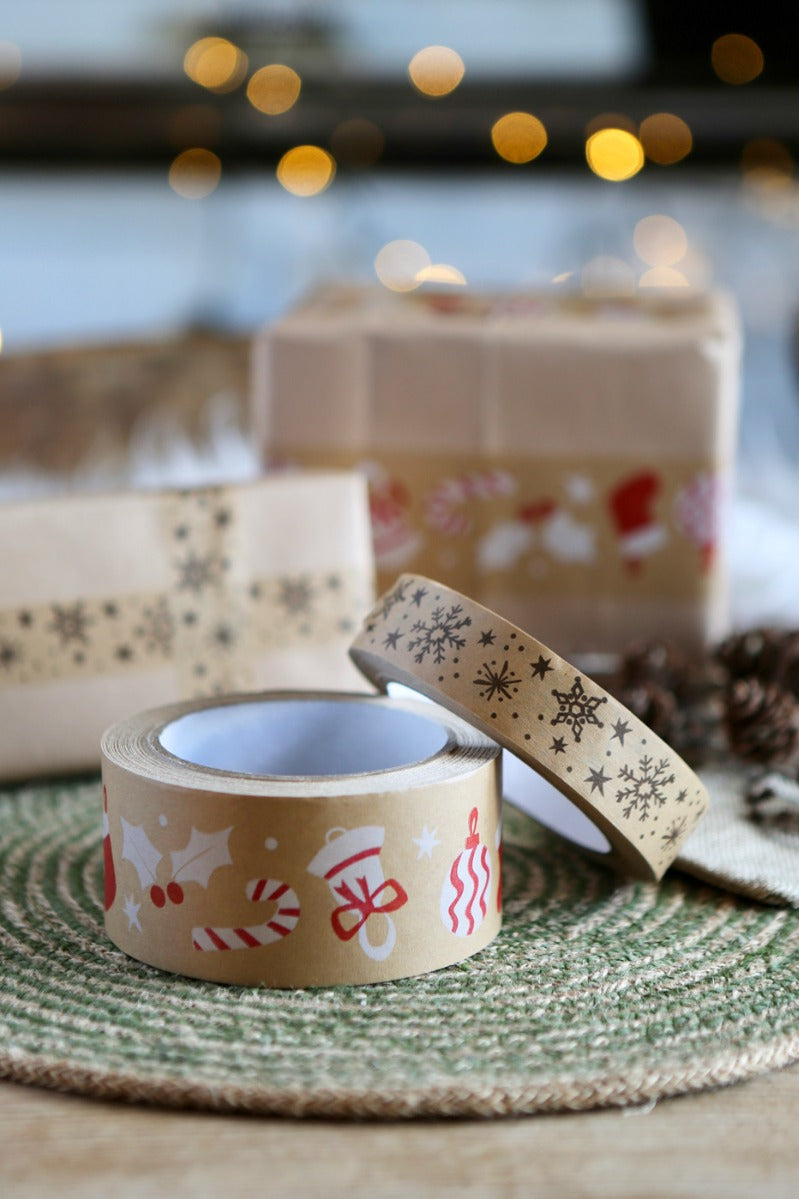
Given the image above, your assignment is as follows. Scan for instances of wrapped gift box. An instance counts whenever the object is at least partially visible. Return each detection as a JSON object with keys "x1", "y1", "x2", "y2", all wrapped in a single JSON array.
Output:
[{"x1": 253, "y1": 285, "x2": 741, "y2": 657}]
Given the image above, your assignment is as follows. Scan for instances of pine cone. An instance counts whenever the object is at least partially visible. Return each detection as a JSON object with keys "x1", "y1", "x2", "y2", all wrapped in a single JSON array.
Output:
[
  {"x1": 724, "y1": 677, "x2": 799, "y2": 765},
  {"x1": 775, "y1": 631, "x2": 799, "y2": 699},
  {"x1": 716, "y1": 628, "x2": 787, "y2": 685},
  {"x1": 617, "y1": 639, "x2": 722, "y2": 702}
]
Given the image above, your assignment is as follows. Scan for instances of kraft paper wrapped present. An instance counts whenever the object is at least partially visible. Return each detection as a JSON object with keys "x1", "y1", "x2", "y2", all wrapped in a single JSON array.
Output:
[
  {"x1": 253, "y1": 285, "x2": 741, "y2": 657},
  {"x1": 0, "y1": 472, "x2": 374, "y2": 780}
]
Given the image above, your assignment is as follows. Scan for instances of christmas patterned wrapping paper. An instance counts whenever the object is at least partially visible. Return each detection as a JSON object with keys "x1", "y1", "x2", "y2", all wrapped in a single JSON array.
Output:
[
  {"x1": 0, "y1": 472, "x2": 374, "y2": 780},
  {"x1": 254, "y1": 285, "x2": 741, "y2": 656}
]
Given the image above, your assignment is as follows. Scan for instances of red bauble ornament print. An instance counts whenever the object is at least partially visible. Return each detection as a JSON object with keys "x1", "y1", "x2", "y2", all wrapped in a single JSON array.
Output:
[{"x1": 440, "y1": 808, "x2": 492, "y2": 937}]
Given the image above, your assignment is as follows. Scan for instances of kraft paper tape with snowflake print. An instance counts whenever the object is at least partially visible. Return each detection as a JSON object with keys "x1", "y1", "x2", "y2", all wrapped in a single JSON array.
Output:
[
  {"x1": 101, "y1": 690, "x2": 501, "y2": 987},
  {"x1": 350, "y1": 575, "x2": 710, "y2": 881}
]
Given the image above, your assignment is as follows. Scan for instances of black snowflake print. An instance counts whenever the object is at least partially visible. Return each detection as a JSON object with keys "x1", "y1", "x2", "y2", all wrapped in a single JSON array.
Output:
[
  {"x1": 407, "y1": 603, "x2": 472, "y2": 665},
  {"x1": 550, "y1": 676, "x2": 607, "y2": 743},
  {"x1": 616, "y1": 755, "x2": 676, "y2": 821},
  {"x1": 49, "y1": 602, "x2": 91, "y2": 646},
  {"x1": 135, "y1": 598, "x2": 175, "y2": 655},
  {"x1": 175, "y1": 551, "x2": 222, "y2": 593},
  {"x1": 372, "y1": 579, "x2": 410, "y2": 624},
  {"x1": 472, "y1": 659, "x2": 522, "y2": 703},
  {"x1": 277, "y1": 576, "x2": 315, "y2": 614},
  {"x1": 661, "y1": 816, "x2": 687, "y2": 848},
  {"x1": 0, "y1": 638, "x2": 20, "y2": 670}
]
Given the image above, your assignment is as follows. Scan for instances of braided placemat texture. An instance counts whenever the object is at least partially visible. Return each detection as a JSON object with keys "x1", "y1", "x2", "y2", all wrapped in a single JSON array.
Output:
[{"x1": 2, "y1": 777, "x2": 799, "y2": 1119}]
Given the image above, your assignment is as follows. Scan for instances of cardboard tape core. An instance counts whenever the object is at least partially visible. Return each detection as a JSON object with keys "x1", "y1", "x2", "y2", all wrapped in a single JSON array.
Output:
[{"x1": 159, "y1": 698, "x2": 449, "y2": 777}]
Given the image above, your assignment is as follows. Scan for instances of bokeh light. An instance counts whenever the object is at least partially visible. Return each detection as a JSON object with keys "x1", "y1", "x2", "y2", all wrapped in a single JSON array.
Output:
[
  {"x1": 633, "y1": 215, "x2": 688, "y2": 267},
  {"x1": 276, "y1": 146, "x2": 336, "y2": 196},
  {"x1": 741, "y1": 138, "x2": 794, "y2": 178},
  {"x1": 491, "y1": 112, "x2": 547, "y2": 164},
  {"x1": 408, "y1": 46, "x2": 465, "y2": 97},
  {"x1": 416, "y1": 264, "x2": 467, "y2": 285},
  {"x1": 585, "y1": 128, "x2": 645, "y2": 181},
  {"x1": 330, "y1": 119, "x2": 385, "y2": 167},
  {"x1": 711, "y1": 33, "x2": 764, "y2": 85},
  {"x1": 0, "y1": 40, "x2": 21, "y2": 89},
  {"x1": 184, "y1": 37, "x2": 248, "y2": 93},
  {"x1": 247, "y1": 64, "x2": 301, "y2": 115},
  {"x1": 168, "y1": 149, "x2": 222, "y2": 199},
  {"x1": 581, "y1": 256, "x2": 636, "y2": 297},
  {"x1": 375, "y1": 240, "x2": 431, "y2": 291},
  {"x1": 639, "y1": 113, "x2": 693, "y2": 165},
  {"x1": 551, "y1": 271, "x2": 574, "y2": 285},
  {"x1": 639, "y1": 267, "x2": 690, "y2": 288}
]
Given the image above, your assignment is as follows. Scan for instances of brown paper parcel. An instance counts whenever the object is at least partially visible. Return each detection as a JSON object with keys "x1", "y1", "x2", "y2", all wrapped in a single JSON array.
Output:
[
  {"x1": 102, "y1": 692, "x2": 501, "y2": 987},
  {"x1": 0, "y1": 472, "x2": 373, "y2": 780},
  {"x1": 255, "y1": 285, "x2": 741, "y2": 655},
  {"x1": 350, "y1": 575, "x2": 710, "y2": 881}
]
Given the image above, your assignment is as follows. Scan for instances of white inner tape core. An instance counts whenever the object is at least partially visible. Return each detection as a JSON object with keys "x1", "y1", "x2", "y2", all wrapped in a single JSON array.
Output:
[
  {"x1": 158, "y1": 698, "x2": 449, "y2": 777},
  {"x1": 503, "y1": 751, "x2": 611, "y2": 854}
]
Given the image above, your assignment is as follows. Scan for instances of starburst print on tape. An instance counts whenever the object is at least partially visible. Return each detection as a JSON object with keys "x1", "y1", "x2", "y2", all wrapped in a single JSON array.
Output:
[
  {"x1": 550, "y1": 675, "x2": 607, "y2": 743},
  {"x1": 192, "y1": 878, "x2": 301, "y2": 952},
  {"x1": 121, "y1": 820, "x2": 232, "y2": 907},
  {"x1": 440, "y1": 808, "x2": 491, "y2": 937},
  {"x1": 307, "y1": 826, "x2": 408, "y2": 962},
  {"x1": 472, "y1": 659, "x2": 522, "y2": 703}
]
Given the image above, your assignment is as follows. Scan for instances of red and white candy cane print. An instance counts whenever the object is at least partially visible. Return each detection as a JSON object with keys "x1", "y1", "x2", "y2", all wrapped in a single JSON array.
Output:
[
  {"x1": 192, "y1": 878, "x2": 300, "y2": 952},
  {"x1": 425, "y1": 469, "x2": 516, "y2": 537}
]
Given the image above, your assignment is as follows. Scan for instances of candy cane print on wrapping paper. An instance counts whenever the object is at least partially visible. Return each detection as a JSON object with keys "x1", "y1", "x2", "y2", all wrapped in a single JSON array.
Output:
[
  {"x1": 440, "y1": 807, "x2": 491, "y2": 937},
  {"x1": 307, "y1": 825, "x2": 408, "y2": 962},
  {"x1": 425, "y1": 469, "x2": 516, "y2": 537},
  {"x1": 192, "y1": 878, "x2": 301, "y2": 952}
]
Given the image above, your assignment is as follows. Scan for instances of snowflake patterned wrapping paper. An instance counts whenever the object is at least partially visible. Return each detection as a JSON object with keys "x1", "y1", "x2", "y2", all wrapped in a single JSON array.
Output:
[
  {"x1": 350, "y1": 575, "x2": 710, "y2": 880},
  {"x1": 101, "y1": 691, "x2": 501, "y2": 986},
  {"x1": 0, "y1": 472, "x2": 374, "y2": 780},
  {"x1": 254, "y1": 284, "x2": 741, "y2": 657}
]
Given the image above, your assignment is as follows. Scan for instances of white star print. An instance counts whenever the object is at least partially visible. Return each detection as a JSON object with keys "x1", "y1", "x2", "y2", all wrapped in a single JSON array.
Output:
[
  {"x1": 413, "y1": 825, "x2": 440, "y2": 860},
  {"x1": 123, "y1": 895, "x2": 142, "y2": 932}
]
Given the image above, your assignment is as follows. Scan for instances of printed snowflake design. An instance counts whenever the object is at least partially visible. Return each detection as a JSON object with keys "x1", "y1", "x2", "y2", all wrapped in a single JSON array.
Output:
[
  {"x1": 277, "y1": 576, "x2": 314, "y2": 615},
  {"x1": 473, "y1": 660, "x2": 521, "y2": 703},
  {"x1": 0, "y1": 638, "x2": 21, "y2": 670},
  {"x1": 135, "y1": 598, "x2": 175, "y2": 655},
  {"x1": 407, "y1": 604, "x2": 472, "y2": 665},
  {"x1": 371, "y1": 579, "x2": 410, "y2": 624},
  {"x1": 49, "y1": 602, "x2": 91, "y2": 646},
  {"x1": 616, "y1": 755, "x2": 676, "y2": 821},
  {"x1": 661, "y1": 816, "x2": 687, "y2": 848},
  {"x1": 550, "y1": 676, "x2": 606, "y2": 743},
  {"x1": 175, "y1": 552, "x2": 223, "y2": 594}
]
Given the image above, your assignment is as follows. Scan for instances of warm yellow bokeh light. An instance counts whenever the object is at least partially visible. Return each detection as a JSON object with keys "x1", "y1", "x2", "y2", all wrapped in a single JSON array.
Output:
[
  {"x1": 276, "y1": 145, "x2": 335, "y2": 196},
  {"x1": 639, "y1": 113, "x2": 693, "y2": 165},
  {"x1": 639, "y1": 267, "x2": 690, "y2": 288},
  {"x1": 330, "y1": 118, "x2": 385, "y2": 167},
  {"x1": 581, "y1": 256, "x2": 636, "y2": 298},
  {"x1": 711, "y1": 33, "x2": 764, "y2": 85},
  {"x1": 585, "y1": 112, "x2": 637, "y2": 138},
  {"x1": 633, "y1": 215, "x2": 688, "y2": 267},
  {"x1": 168, "y1": 148, "x2": 222, "y2": 199},
  {"x1": 416, "y1": 263, "x2": 467, "y2": 285},
  {"x1": 375, "y1": 240, "x2": 431, "y2": 291},
  {"x1": 0, "y1": 40, "x2": 21, "y2": 89},
  {"x1": 408, "y1": 45, "x2": 465, "y2": 97},
  {"x1": 585, "y1": 129, "x2": 644, "y2": 181},
  {"x1": 741, "y1": 138, "x2": 793, "y2": 177},
  {"x1": 491, "y1": 112, "x2": 547, "y2": 164},
  {"x1": 247, "y1": 64, "x2": 301, "y2": 115},
  {"x1": 184, "y1": 37, "x2": 248, "y2": 93}
]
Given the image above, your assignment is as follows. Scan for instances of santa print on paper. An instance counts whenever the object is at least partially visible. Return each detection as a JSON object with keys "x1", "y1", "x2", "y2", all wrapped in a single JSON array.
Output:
[
  {"x1": 440, "y1": 808, "x2": 492, "y2": 937},
  {"x1": 608, "y1": 470, "x2": 667, "y2": 573},
  {"x1": 307, "y1": 825, "x2": 408, "y2": 962}
]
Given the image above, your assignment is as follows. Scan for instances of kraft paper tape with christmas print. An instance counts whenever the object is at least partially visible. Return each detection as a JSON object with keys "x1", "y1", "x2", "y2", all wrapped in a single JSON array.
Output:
[
  {"x1": 101, "y1": 691, "x2": 502, "y2": 987},
  {"x1": 350, "y1": 576, "x2": 710, "y2": 881}
]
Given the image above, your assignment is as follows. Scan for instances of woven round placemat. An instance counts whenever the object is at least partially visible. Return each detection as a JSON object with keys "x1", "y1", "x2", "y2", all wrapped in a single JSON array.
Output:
[{"x1": 2, "y1": 777, "x2": 799, "y2": 1118}]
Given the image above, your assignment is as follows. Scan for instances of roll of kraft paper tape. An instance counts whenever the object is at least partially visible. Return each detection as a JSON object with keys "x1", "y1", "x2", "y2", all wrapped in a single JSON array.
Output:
[
  {"x1": 350, "y1": 576, "x2": 710, "y2": 881},
  {"x1": 102, "y1": 691, "x2": 501, "y2": 987}
]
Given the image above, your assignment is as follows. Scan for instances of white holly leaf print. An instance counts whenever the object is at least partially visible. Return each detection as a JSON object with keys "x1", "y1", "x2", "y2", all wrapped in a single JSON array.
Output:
[
  {"x1": 121, "y1": 818, "x2": 163, "y2": 889},
  {"x1": 170, "y1": 826, "x2": 233, "y2": 889}
]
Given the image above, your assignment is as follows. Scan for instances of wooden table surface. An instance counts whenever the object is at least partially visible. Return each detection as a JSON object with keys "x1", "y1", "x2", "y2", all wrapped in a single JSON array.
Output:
[{"x1": 2, "y1": 1062, "x2": 798, "y2": 1199}]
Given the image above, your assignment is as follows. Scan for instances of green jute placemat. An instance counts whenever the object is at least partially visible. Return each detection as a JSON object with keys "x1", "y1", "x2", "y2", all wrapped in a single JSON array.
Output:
[{"x1": 2, "y1": 777, "x2": 799, "y2": 1119}]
